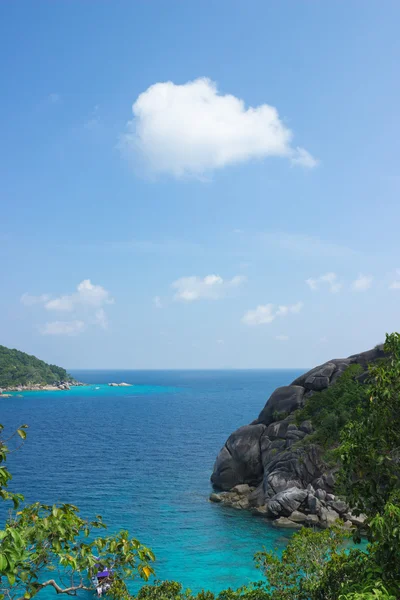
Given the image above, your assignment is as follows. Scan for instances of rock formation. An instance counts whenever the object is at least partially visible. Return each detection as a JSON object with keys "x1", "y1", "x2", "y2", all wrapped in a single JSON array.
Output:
[{"x1": 210, "y1": 345, "x2": 384, "y2": 528}]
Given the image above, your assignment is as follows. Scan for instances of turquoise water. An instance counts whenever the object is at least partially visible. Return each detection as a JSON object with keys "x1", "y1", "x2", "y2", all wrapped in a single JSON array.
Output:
[{"x1": 1, "y1": 370, "x2": 304, "y2": 593}]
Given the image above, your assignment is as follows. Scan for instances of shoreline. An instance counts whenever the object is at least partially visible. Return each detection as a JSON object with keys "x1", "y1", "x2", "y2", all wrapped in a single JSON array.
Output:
[{"x1": 0, "y1": 382, "x2": 85, "y2": 394}]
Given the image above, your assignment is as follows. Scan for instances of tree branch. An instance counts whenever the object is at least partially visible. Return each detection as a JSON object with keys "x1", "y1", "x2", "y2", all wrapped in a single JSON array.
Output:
[{"x1": 16, "y1": 579, "x2": 91, "y2": 600}]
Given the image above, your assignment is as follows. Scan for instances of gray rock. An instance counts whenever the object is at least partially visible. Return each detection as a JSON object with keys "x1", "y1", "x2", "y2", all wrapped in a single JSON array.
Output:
[
  {"x1": 300, "y1": 420, "x2": 313, "y2": 434},
  {"x1": 266, "y1": 420, "x2": 290, "y2": 439},
  {"x1": 315, "y1": 489, "x2": 327, "y2": 501},
  {"x1": 252, "y1": 505, "x2": 268, "y2": 516},
  {"x1": 305, "y1": 514, "x2": 320, "y2": 526},
  {"x1": 232, "y1": 484, "x2": 252, "y2": 495},
  {"x1": 319, "y1": 507, "x2": 340, "y2": 528},
  {"x1": 273, "y1": 517, "x2": 302, "y2": 529},
  {"x1": 210, "y1": 493, "x2": 222, "y2": 503},
  {"x1": 307, "y1": 494, "x2": 322, "y2": 515},
  {"x1": 211, "y1": 344, "x2": 385, "y2": 520},
  {"x1": 267, "y1": 487, "x2": 308, "y2": 517},
  {"x1": 211, "y1": 424, "x2": 266, "y2": 490},
  {"x1": 248, "y1": 483, "x2": 265, "y2": 507},
  {"x1": 329, "y1": 500, "x2": 348, "y2": 515},
  {"x1": 304, "y1": 375, "x2": 330, "y2": 392},
  {"x1": 237, "y1": 497, "x2": 250, "y2": 509},
  {"x1": 256, "y1": 386, "x2": 305, "y2": 426},
  {"x1": 324, "y1": 472, "x2": 336, "y2": 489},
  {"x1": 346, "y1": 513, "x2": 367, "y2": 527},
  {"x1": 289, "y1": 510, "x2": 307, "y2": 523}
]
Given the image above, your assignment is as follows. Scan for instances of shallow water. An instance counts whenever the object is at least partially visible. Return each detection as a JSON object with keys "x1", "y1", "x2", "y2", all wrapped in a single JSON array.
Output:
[{"x1": 1, "y1": 369, "x2": 303, "y2": 593}]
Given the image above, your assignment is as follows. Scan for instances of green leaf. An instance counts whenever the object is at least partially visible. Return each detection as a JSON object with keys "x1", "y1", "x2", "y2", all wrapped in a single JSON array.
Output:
[
  {"x1": 17, "y1": 429, "x2": 27, "y2": 440},
  {"x1": 0, "y1": 554, "x2": 7, "y2": 571}
]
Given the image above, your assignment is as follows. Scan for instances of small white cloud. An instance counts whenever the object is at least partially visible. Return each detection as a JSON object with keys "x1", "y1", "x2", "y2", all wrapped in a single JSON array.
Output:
[
  {"x1": 217, "y1": 339, "x2": 224, "y2": 344},
  {"x1": 153, "y1": 296, "x2": 163, "y2": 308},
  {"x1": 276, "y1": 335, "x2": 289, "y2": 341},
  {"x1": 172, "y1": 274, "x2": 246, "y2": 302},
  {"x1": 121, "y1": 77, "x2": 317, "y2": 178},
  {"x1": 22, "y1": 279, "x2": 113, "y2": 335},
  {"x1": 93, "y1": 308, "x2": 108, "y2": 329},
  {"x1": 306, "y1": 272, "x2": 342, "y2": 293},
  {"x1": 352, "y1": 274, "x2": 373, "y2": 292},
  {"x1": 291, "y1": 147, "x2": 319, "y2": 168},
  {"x1": 243, "y1": 304, "x2": 275, "y2": 326},
  {"x1": 21, "y1": 293, "x2": 51, "y2": 306},
  {"x1": 242, "y1": 302, "x2": 303, "y2": 326},
  {"x1": 40, "y1": 320, "x2": 85, "y2": 336},
  {"x1": 389, "y1": 269, "x2": 400, "y2": 289},
  {"x1": 45, "y1": 279, "x2": 114, "y2": 312}
]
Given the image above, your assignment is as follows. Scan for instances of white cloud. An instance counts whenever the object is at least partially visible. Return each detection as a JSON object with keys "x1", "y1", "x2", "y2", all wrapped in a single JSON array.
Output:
[
  {"x1": 243, "y1": 304, "x2": 275, "y2": 325},
  {"x1": 45, "y1": 279, "x2": 114, "y2": 312},
  {"x1": 352, "y1": 274, "x2": 373, "y2": 292},
  {"x1": 93, "y1": 308, "x2": 108, "y2": 329},
  {"x1": 40, "y1": 320, "x2": 86, "y2": 336},
  {"x1": 22, "y1": 279, "x2": 113, "y2": 335},
  {"x1": 276, "y1": 335, "x2": 289, "y2": 341},
  {"x1": 306, "y1": 272, "x2": 342, "y2": 293},
  {"x1": 21, "y1": 293, "x2": 51, "y2": 306},
  {"x1": 242, "y1": 302, "x2": 303, "y2": 326},
  {"x1": 172, "y1": 274, "x2": 246, "y2": 301},
  {"x1": 153, "y1": 296, "x2": 163, "y2": 308},
  {"x1": 389, "y1": 269, "x2": 400, "y2": 289},
  {"x1": 217, "y1": 339, "x2": 224, "y2": 345},
  {"x1": 121, "y1": 77, "x2": 317, "y2": 178},
  {"x1": 290, "y1": 147, "x2": 319, "y2": 168}
]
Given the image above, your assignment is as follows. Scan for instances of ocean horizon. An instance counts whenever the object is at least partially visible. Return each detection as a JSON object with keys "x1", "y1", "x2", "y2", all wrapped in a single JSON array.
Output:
[{"x1": 2, "y1": 369, "x2": 304, "y2": 594}]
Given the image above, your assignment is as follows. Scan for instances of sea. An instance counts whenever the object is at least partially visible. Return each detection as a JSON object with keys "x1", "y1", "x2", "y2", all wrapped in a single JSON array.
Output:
[{"x1": 1, "y1": 369, "x2": 305, "y2": 594}]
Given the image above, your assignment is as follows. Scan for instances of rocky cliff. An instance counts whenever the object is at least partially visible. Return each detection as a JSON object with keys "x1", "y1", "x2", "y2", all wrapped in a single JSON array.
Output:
[{"x1": 210, "y1": 345, "x2": 385, "y2": 529}]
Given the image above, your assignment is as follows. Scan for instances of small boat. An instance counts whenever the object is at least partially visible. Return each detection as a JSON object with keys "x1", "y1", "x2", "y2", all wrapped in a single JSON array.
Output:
[{"x1": 90, "y1": 560, "x2": 113, "y2": 597}]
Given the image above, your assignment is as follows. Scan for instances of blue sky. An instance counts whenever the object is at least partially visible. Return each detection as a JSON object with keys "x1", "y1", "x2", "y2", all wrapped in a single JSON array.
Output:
[{"x1": 1, "y1": 1, "x2": 400, "y2": 369}]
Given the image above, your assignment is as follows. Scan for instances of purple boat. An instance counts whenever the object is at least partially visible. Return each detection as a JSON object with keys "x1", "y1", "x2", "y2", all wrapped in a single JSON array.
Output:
[{"x1": 90, "y1": 560, "x2": 113, "y2": 597}]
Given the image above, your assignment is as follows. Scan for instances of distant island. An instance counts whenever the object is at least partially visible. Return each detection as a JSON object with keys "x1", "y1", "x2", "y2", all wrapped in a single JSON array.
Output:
[{"x1": 0, "y1": 344, "x2": 78, "y2": 392}]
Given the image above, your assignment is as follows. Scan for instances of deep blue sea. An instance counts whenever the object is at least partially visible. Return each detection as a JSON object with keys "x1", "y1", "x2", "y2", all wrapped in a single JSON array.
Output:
[{"x1": 1, "y1": 369, "x2": 304, "y2": 594}]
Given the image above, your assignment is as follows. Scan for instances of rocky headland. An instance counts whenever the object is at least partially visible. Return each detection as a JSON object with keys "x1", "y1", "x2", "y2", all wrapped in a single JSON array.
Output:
[{"x1": 210, "y1": 345, "x2": 384, "y2": 529}]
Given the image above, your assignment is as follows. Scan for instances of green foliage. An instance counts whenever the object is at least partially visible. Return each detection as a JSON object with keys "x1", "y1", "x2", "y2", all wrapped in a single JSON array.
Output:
[
  {"x1": 0, "y1": 345, "x2": 74, "y2": 388},
  {"x1": 0, "y1": 503, "x2": 155, "y2": 600},
  {"x1": 135, "y1": 580, "x2": 270, "y2": 600},
  {"x1": 338, "y1": 332, "x2": 400, "y2": 517},
  {"x1": 254, "y1": 526, "x2": 347, "y2": 600},
  {"x1": 296, "y1": 364, "x2": 366, "y2": 456},
  {"x1": 0, "y1": 425, "x2": 154, "y2": 600}
]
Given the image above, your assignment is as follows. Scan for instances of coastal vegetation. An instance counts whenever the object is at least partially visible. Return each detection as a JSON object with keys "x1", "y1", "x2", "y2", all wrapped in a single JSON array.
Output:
[
  {"x1": 0, "y1": 333, "x2": 399, "y2": 598},
  {"x1": 0, "y1": 345, "x2": 74, "y2": 389},
  {"x1": 295, "y1": 363, "x2": 366, "y2": 455}
]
